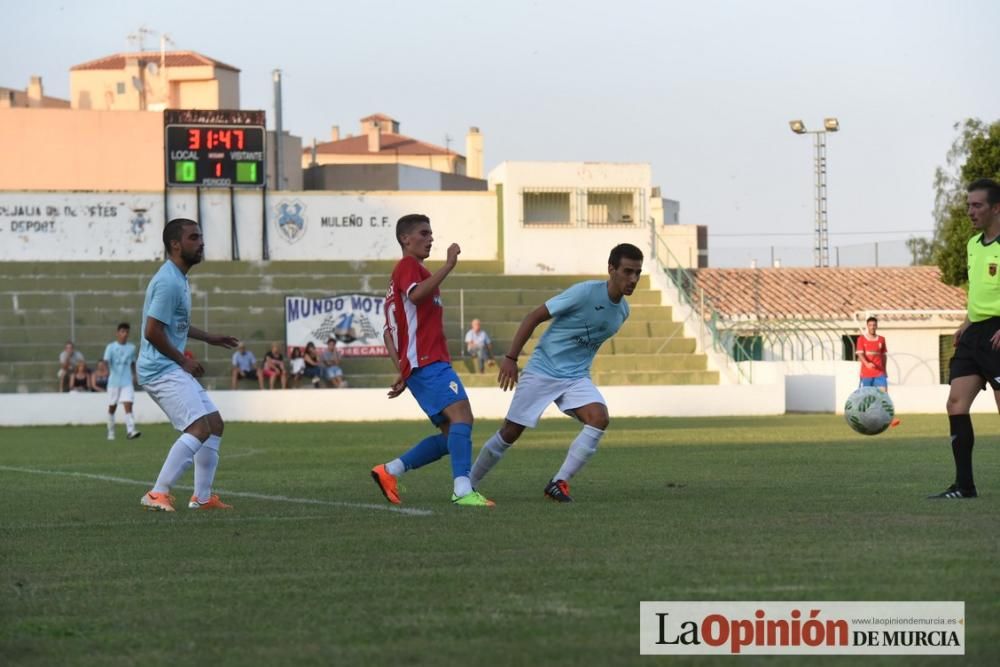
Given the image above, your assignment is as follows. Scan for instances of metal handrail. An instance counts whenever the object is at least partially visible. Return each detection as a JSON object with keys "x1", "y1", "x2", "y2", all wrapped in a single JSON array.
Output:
[{"x1": 652, "y1": 230, "x2": 753, "y2": 383}]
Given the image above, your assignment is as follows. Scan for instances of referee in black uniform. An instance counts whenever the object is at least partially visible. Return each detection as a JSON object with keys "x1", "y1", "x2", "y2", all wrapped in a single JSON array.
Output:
[{"x1": 932, "y1": 178, "x2": 1000, "y2": 499}]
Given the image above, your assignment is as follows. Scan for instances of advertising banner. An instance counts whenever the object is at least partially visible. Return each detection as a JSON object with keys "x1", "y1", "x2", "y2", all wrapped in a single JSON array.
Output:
[{"x1": 285, "y1": 293, "x2": 387, "y2": 357}]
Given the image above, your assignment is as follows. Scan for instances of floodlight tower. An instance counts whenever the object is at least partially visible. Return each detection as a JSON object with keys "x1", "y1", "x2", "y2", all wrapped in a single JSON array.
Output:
[{"x1": 789, "y1": 117, "x2": 839, "y2": 268}]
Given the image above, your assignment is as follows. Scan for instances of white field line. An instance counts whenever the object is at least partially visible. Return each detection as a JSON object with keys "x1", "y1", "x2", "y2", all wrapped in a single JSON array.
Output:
[
  {"x1": 223, "y1": 448, "x2": 265, "y2": 459},
  {"x1": 0, "y1": 465, "x2": 433, "y2": 517},
  {"x1": 6, "y1": 514, "x2": 344, "y2": 530}
]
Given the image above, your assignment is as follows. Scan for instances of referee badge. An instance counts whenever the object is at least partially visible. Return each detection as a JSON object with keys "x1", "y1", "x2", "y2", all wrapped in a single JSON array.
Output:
[{"x1": 990, "y1": 263, "x2": 997, "y2": 277}]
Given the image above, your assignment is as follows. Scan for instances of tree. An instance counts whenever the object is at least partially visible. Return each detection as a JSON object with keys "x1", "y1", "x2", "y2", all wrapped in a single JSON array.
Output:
[{"x1": 928, "y1": 119, "x2": 1000, "y2": 284}]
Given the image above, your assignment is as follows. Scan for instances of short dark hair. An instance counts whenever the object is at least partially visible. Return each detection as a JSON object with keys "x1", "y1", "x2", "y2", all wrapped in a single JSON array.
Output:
[
  {"x1": 395, "y1": 213, "x2": 430, "y2": 246},
  {"x1": 163, "y1": 218, "x2": 198, "y2": 255},
  {"x1": 326, "y1": 337, "x2": 337, "y2": 344},
  {"x1": 608, "y1": 243, "x2": 644, "y2": 268},
  {"x1": 866, "y1": 316, "x2": 878, "y2": 324},
  {"x1": 968, "y1": 178, "x2": 1000, "y2": 206},
  {"x1": 117, "y1": 322, "x2": 130, "y2": 331}
]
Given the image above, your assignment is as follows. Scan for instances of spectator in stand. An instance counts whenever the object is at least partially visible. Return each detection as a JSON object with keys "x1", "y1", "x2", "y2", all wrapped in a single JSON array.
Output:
[
  {"x1": 231, "y1": 342, "x2": 263, "y2": 390},
  {"x1": 321, "y1": 338, "x2": 347, "y2": 388},
  {"x1": 464, "y1": 318, "x2": 495, "y2": 373},
  {"x1": 68, "y1": 359, "x2": 91, "y2": 392},
  {"x1": 302, "y1": 341, "x2": 323, "y2": 388},
  {"x1": 90, "y1": 359, "x2": 110, "y2": 392},
  {"x1": 262, "y1": 341, "x2": 288, "y2": 389},
  {"x1": 288, "y1": 347, "x2": 305, "y2": 387},
  {"x1": 58, "y1": 341, "x2": 85, "y2": 392}
]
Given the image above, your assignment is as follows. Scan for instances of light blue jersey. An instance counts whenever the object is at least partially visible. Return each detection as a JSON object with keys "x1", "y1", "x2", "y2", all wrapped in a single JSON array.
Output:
[
  {"x1": 103, "y1": 341, "x2": 136, "y2": 388},
  {"x1": 525, "y1": 280, "x2": 630, "y2": 380},
  {"x1": 137, "y1": 261, "x2": 191, "y2": 385}
]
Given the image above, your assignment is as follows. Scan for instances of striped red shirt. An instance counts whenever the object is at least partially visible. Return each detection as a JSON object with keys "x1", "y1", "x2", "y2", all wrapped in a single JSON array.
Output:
[{"x1": 384, "y1": 256, "x2": 450, "y2": 379}]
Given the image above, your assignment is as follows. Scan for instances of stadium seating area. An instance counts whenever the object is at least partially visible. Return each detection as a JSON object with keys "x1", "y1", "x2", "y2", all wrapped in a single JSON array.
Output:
[{"x1": 0, "y1": 261, "x2": 718, "y2": 393}]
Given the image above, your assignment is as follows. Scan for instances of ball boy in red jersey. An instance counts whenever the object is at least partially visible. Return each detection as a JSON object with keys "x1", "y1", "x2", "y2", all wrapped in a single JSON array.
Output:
[
  {"x1": 856, "y1": 316, "x2": 901, "y2": 428},
  {"x1": 370, "y1": 214, "x2": 494, "y2": 507}
]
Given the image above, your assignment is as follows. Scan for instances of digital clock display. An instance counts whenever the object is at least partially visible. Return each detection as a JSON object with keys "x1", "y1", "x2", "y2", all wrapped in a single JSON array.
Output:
[{"x1": 165, "y1": 123, "x2": 266, "y2": 188}]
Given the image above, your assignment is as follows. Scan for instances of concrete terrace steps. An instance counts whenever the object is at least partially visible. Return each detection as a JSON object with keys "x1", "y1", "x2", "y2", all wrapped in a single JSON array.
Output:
[{"x1": 0, "y1": 262, "x2": 715, "y2": 393}]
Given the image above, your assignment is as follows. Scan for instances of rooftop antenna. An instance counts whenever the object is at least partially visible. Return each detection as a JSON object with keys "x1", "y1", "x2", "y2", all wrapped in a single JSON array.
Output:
[
  {"x1": 159, "y1": 33, "x2": 174, "y2": 71},
  {"x1": 444, "y1": 133, "x2": 452, "y2": 153},
  {"x1": 127, "y1": 25, "x2": 154, "y2": 52}
]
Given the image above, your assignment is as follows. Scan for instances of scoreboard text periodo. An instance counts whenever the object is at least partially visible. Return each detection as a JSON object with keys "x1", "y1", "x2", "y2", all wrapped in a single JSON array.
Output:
[{"x1": 165, "y1": 124, "x2": 266, "y2": 188}]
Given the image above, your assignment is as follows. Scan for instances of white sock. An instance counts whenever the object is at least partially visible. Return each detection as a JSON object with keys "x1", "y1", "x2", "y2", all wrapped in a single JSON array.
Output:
[
  {"x1": 152, "y1": 433, "x2": 202, "y2": 493},
  {"x1": 194, "y1": 435, "x2": 221, "y2": 502},
  {"x1": 554, "y1": 425, "x2": 604, "y2": 482},
  {"x1": 453, "y1": 475, "x2": 473, "y2": 497},
  {"x1": 107, "y1": 413, "x2": 115, "y2": 434},
  {"x1": 470, "y1": 431, "x2": 512, "y2": 487},
  {"x1": 385, "y1": 458, "x2": 406, "y2": 477},
  {"x1": 125, "y1": 412, "x2": 136, "y2": 434}
]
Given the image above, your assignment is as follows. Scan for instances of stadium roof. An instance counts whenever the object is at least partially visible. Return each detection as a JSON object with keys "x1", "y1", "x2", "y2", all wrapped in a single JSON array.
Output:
[
  {"x1": 689, "y1": 267, "x2": 966, "y2": 320},
  {"x1": 71, "y1": 51, "x2": 240, "y2": 72}
]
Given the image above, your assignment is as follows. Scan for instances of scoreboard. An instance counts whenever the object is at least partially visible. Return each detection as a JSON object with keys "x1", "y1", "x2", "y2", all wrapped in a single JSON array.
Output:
[{"x1": 164, "y1": 109, "x2": 266, "y2": 188}]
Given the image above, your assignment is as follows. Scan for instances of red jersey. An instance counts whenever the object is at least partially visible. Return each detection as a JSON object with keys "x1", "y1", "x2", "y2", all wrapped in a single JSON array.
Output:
[
  {"x1": 384, "y1": 255, "x2": 450, "y2": 379},
  {"x1": 856, "y1": 334, "x2": 887, "y2": 378}
]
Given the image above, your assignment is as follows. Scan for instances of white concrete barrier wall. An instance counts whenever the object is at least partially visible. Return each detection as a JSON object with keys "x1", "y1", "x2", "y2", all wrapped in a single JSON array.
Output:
[
  {"x1": 0, "y1": 384, "x2": 785, "y2": 427},
  {"x1": 0, "y1": 190, "x2": 498, "y2": 262},
  {"x1": 2, "y1": 380, "x2": 992, "y2": 427}
]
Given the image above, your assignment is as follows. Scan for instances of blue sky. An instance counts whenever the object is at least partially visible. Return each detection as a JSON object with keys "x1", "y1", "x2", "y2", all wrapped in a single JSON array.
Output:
[{"x1": 3, "y1": 0, "x2": 999, "y2": 266}]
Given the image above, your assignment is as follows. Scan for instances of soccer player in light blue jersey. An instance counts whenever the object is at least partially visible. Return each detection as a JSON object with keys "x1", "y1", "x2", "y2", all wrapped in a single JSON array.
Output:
[
  {"x1": 470, "y1": 243, "x2": 644, "y2": 502},
  {"x1": 137, "y1": 218, "x2": 240, "y2": 512},
  {"x1": 103, "y1": 322, "x2": 140, "y2": 440}
]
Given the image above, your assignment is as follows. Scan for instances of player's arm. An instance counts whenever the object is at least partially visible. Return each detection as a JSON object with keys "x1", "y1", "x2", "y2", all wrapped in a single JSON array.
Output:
[
  {"x1": 497, "y1": 304, "x2": 552, "y2": 391},
  {"x1": 407, "y1": 243, "x2": 460, "y2": 305},
  {"x1": 383, "y1": 330, "x2": 406, "y2": 398},
  {"x1": 188, "y1": 325, "x2": 239, "y2": 350},
  {"x1": 954, "y1": 316, "x2": 972, "y2": 348},
  {"x1": 145, "y1": 317, "x2": 204, "y2": 377}
]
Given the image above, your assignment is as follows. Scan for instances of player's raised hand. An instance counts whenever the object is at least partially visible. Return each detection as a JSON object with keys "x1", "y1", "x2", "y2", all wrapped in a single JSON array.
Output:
[
  {"x1": 445, "y1": 243, "x2": 461, "y2": 267},
  {"x1": 387, "y1": 374, "x2": 407, "y2": 399},
  {"x1": 498, "y1": 356, "x2": 519, "y2": 391}
]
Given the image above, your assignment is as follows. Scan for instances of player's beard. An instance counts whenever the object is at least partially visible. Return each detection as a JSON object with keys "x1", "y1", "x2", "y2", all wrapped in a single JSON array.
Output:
[{"x1": 181, "y1": 247, "x2": 203, "y2": 267}]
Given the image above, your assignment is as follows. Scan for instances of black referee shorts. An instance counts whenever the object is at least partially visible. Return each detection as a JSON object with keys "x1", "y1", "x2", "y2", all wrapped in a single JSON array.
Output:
[{"x1": 950, "y1": 316, "x2": 1000, "y2": 389}]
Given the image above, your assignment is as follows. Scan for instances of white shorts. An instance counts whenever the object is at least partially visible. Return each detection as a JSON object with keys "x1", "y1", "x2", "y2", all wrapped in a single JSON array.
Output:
[
  {"x1": 106, "y1": 385, "x2": 135, "y2": 405},
  {"x1": 142, "y1": 368, "x2": 219, "y2": 431},
  {"x1": 505, "y1": 370, "x2": 606, "y2": 428}
]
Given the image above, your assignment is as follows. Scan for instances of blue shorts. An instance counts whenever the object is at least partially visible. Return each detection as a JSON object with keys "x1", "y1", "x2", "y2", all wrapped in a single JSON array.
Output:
[
  {"x1": 860, "y1": 376, "x2": 888, "y2": 388},
  {"x1": 406, "y1": 361, "x2": 468, "y2": 425}
]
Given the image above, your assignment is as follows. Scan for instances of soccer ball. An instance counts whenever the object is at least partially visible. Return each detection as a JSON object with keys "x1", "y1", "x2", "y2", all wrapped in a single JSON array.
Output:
[{"x1": 844, "y1": 387, "x2": 895, "y2": 436}]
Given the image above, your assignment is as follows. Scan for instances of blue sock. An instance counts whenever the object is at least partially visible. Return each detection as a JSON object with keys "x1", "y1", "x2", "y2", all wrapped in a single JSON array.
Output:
[
  {"x1": 446, "y1": 422, "x2": 473, "y2": 479},
  {"x1": 400, "y1": 433, "x2": 449, "y2": 471}
]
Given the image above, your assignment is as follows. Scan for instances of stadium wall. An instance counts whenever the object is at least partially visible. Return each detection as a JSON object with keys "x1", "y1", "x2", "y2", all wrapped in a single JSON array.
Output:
[
  {"x1": 1, "y1": 160, "x2": 704, "y2": 269},
  {"x1": 0, "y1": 190, "x2": 498, "y2": 262},
  {"x1": 2, "y1": 378, "x2": 992, "y2": 427},
  {"x1": 0, "y1": 384, "x2": 786, "y2": 427}
]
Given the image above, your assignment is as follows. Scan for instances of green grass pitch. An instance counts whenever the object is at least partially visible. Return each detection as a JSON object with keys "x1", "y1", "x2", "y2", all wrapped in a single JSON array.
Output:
[{"x1": 1, "y1": 415, "x2": 998, "y2": 666}]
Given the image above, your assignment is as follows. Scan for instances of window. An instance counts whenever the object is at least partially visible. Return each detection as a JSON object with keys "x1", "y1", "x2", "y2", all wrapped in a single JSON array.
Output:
[
  {"x1": 842, "y1": 334, "x2": 859, "y2": 361},
  {"x1": 522, "y1": 191, "x2": 571, "y2": 225},
  {"x1": 733, "y1": 335, "x2": 763, "y2": 362},
  {"x1": 116, "y1": 82, "x2": 126, "y2": 95},
  {"x1": 586, "y1": 190, "x2": 635, "y2": 225}
]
